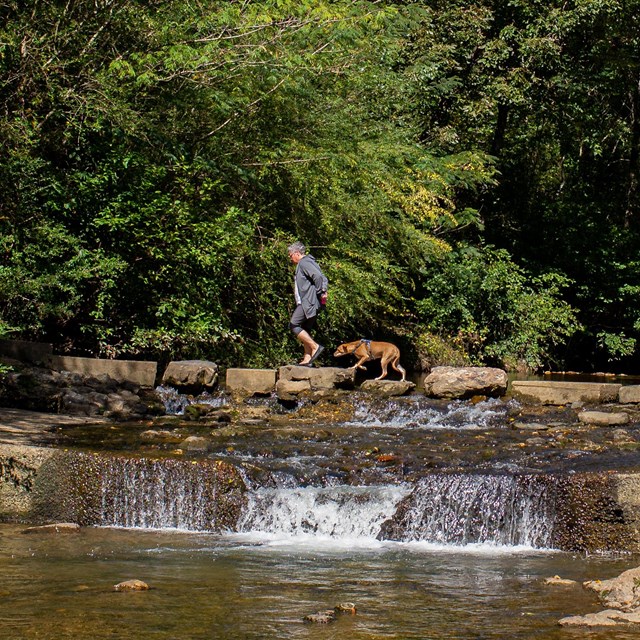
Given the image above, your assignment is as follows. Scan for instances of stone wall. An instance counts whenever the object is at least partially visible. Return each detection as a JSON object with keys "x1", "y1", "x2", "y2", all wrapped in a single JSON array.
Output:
[{"x1": 49, "y1": 355, "x2": 157, "y2": 387}]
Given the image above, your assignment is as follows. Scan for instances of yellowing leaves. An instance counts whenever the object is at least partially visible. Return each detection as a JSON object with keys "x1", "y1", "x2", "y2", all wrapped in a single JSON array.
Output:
[{"x1": 381, "y1": 168, "x2": 459, "y2": 234}]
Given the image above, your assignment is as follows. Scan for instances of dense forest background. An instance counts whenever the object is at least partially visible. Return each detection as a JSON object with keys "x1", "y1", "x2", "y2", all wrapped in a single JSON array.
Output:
[{"x1": 1, "y1": 0, "x2": 639, "y2": 373}]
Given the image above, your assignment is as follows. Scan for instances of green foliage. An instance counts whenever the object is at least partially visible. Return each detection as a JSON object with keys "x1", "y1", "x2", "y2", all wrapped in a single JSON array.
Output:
[
  {"x1": 413, "y1": 331, "x2": 473, "y2": 369},
  {"x1": 597, "y1": 332, "x2": 637, "y2": 361},
  {"x1": 0, "y1": 0, "x2": 635, "y2": 373},
  {"x1": 0, "y1": 0, "x2": 495, "y2": 366},
  {"x1": 415, "y1": 246, "x2": 581, "y2": 371}
]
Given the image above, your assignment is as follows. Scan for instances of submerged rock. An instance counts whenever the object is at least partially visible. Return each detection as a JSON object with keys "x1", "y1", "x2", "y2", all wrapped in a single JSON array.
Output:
[
  {"x1": 22, "y1": 522, "x2": 80, "y2": 534},
  {"x1": 303, "y1": 611, "x2": 336, "y2": 624},
  {"x1": 544, "y1": 575, "x2": 577, "y2": 586},
  {"x1": 334, "y1": 602, "x2": 357, "y2": 614},
  {"x1": 180, "y1": 436, "x2": 210, "y2": 452},
  {"x1": 183, "y1": 404, "x2": 231, "y2": 422},
  {"x1": 578, "y1": 411, "x2": 630, "y2": 426},
  {"x1": 559, "y1": 609, "x2": 640, "y2": 627},
  {"x1": 113, "y1": 579, "x2": 149, "y2": 592}
]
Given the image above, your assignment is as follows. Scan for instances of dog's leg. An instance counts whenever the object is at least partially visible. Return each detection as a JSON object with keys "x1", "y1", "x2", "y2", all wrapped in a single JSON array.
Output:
[
  {"x1": 392, "y1": 359, "x2": 407, "y2": 382},
  {"x1": 350, "y1": 356, "x2": 369, "y2": 372},
  {"x1": 375, "y1": 355, "x2": 389, "y2": 380}
]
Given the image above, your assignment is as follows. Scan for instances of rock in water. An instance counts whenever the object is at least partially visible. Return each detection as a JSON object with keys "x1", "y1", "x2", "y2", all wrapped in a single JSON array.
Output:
[{"x1": 113, "y1": 579, "x2": 150, "y2": 592}]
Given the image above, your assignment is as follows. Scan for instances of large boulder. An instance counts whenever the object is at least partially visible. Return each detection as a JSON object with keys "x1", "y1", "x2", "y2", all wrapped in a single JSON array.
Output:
[
  {"x1": 584, "y1": 566, "x2": 640, "y2": 611},
  {"x1": 558, "y1": 566, "x2": 640, "y2": 627},
  {"x1": 423, "y1": 366, "x2": 507, "y2": 399},
  {"x1": 161, "y1": 360, "x2": 218, "y2": 392}
]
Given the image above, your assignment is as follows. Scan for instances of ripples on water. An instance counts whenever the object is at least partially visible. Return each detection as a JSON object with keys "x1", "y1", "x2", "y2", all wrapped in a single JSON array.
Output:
[
  {"x1": 1, "y1": 523, "x2": 638, "y2": 640},
  {"x1": 3, "y1": 388, "x2": 640, "y2": 638},
  {"x1": 349, "y1": 396, "x2": 508, "y2": 429}
]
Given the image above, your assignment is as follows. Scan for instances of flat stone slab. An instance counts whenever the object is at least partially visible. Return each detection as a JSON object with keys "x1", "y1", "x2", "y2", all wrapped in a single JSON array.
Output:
[
  {"x1": 278, "y1": 366, "x2": 355, "y2": 390},
  {"x1": 578, "y1": 411, "x2": 630, "y2": 426},
  {"x1": 50, "y1": 355, "x2": 157, "y2": 387},
  {"x1": 225, "y1": 368, "x2": 277, "y2": 396},
  {"x1": 360, "y1": 380, "x2": 415, "y2": 396},
  {"x1": 510, "y1": 381, "x2": 621, "y2": 405},
  {"x1": 619, "y1": 385, "x2": 640, "y2": 404}
]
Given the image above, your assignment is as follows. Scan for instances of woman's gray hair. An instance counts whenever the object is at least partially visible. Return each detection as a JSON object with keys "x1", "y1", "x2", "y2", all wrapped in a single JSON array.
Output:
[{"x1": 287, "y1": 241, "x2": 306, "y2": 255}]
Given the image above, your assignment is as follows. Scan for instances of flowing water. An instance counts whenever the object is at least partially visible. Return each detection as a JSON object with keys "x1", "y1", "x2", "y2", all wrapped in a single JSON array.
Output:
[{"x1": 2, "y1": 390, "x2": 640, "y2": 638}]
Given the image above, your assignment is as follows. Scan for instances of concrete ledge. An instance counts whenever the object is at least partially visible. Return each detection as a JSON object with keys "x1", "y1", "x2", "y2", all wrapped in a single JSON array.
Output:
[
  {"x1": 225, "y1": 368, "x2": 277, "y2": 396},
  {"x1": 50, "y1": 355, "x2": 157, "y2": 387},
  {"x1": 510, "y1": 381, "x2": 621, "y2": 405}
]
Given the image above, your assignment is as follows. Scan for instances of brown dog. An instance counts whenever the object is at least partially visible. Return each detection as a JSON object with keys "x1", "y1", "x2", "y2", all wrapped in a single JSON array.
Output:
[{"x1": 333, "y1": 339, "x2": 406, "y2": 381}]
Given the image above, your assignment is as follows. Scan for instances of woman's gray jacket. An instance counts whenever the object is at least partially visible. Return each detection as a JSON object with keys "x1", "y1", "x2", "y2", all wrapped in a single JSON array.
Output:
[{"x1": 295, "y1": 254, "x2": 328, "y2": 319}]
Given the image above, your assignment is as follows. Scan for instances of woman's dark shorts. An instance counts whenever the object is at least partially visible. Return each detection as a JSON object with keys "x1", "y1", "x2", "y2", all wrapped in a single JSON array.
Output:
[{"x1": 290, "y1": 305, "x2": 317, "y2": 335}]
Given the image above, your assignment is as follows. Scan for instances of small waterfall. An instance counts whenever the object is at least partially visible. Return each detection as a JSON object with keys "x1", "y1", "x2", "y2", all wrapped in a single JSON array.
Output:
[
  {"x1": 88, "y1": 454, "x2": 555, "y2": 548},
  {"x1": 378, "y1": 473, "x2": 554, "y2": 548},
  {"x1": 97, "y1": 456, "x2": 243, "y2": 531},
  {"x1": 155, "y1": 385, "x2": 229, "y2": 415},
  {"x1": 237, "y1": 484, "x2": 410, "y2": 540}
]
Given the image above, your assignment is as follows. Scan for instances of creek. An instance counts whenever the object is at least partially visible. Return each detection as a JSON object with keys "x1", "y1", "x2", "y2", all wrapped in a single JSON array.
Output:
[{"x1": 2, "y1": 388, "x2": 640, "y2": 638}]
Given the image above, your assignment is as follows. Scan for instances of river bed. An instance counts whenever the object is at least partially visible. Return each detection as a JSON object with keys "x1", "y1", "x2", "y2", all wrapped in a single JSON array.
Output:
[
  {"x1": 1, "y1": 522, "x2": 639, "y2": 639},
  {"x1": 2, "y1": 389, "x2": 640, "y2": 638}
]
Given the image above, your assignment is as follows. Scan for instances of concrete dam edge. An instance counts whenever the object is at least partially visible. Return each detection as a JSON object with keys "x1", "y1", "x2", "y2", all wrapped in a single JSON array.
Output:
[{"x1": 2, "y1": 441, "x2": 640, "y2": 553}]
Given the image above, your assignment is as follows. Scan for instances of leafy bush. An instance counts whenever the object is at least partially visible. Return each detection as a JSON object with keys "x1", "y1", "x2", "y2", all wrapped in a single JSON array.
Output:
[{"x1": 415, "y1": 246, "x2": 581, "y2": 371}]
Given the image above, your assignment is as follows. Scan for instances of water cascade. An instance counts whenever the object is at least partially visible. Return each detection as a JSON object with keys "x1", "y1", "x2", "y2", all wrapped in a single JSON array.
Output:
[
  {"x1": 378, "y1": 473, "x2": 554, "y2": 548},
  {"x1": 90, "y1": 455, "x2": 244, "y2": 531},
  {"x1": 95, "y1": 455, "x2": 555, "y2": 548},
  {"x1": 237, "y1": 484, "x2": 411, "y2": 540}
]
